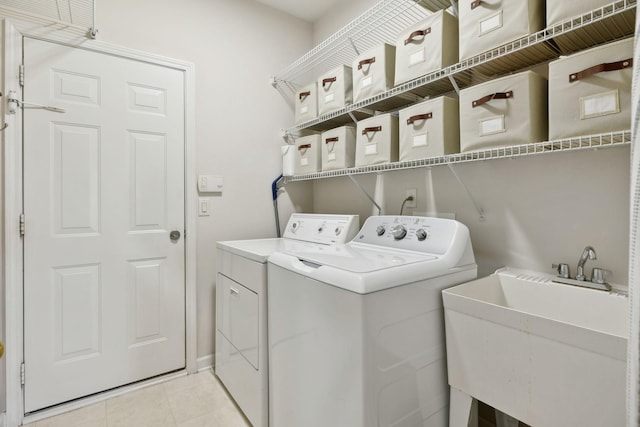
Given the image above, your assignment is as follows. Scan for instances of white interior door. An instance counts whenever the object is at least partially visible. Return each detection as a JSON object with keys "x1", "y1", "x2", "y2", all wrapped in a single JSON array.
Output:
[{"x1": 22, "y1": 37, "x2": 186, "y2": 412}]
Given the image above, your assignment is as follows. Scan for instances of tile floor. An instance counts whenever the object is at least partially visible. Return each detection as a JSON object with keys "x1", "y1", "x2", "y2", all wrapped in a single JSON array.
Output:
[{"x1": 23, "y1": 370, "x2": 250, "y2": 427}]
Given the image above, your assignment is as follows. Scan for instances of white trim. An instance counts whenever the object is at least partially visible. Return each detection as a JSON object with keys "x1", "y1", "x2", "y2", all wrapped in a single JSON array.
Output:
[
  {"x1": 197, "y1": 354, "x2": 214, "y2": 372},
  {"x1": 1, "y1": 412, "x2": 6, "y2": 427},
  {"x1": 2, "y1": 16, "x2": 197, "y2": 426},
  {"x1": 3, "y1": 19, "x2": 25, "y2": 427}
]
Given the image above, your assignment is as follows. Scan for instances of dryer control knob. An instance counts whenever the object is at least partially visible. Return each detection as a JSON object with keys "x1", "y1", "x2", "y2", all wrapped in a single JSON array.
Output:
[
  {"x1": 335, "y1": 226, "x2": 342, "y2": 236},
  {"x1": 376, "y1": 225, "x2": 386, "y2": 236},
  {"x1": 416, "y1": 229, "x2": 428, "y2": 241},
  {"x1": 391, "y1": 224, "x2": 407, "y2": 240}
]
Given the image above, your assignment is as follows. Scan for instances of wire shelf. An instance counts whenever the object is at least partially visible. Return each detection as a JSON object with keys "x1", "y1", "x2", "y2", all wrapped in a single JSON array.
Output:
[
  {"x1": 272, "y1": 0, "x2": 436, "y2": 86},
  {"x1": 281, "y1": 0, "x2": 636, "y2": 135},
  {"x1": 283, "y1": 131, "x2": 631, "y2": 182}
]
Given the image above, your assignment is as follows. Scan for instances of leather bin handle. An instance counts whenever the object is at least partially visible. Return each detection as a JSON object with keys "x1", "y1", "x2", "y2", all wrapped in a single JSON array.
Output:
[
  {"x1": 407, "y1": 112, "x2": 433, "y2": 125},
  {"x1": 472, "y1": 91, "x2": 513, "y2": 108},
  {"x1": 322, "y1": 77, "x2": 337, "y2": 88},
  {"x1": 404, "y1": 28, "x2": 431, "y2": 45},
  {"x1": 298, "y1": 144, "x2": 311, "y2": 150},
  {"x1": 471, "y1": 0, "x2": 483, "y2": 10},
  {"x1": 325, "y1": 137, "x2": 339, "y2": 143},
  {"x1": 362, "y1": 126, "x2": 382, "y2": 135},
  {"x1": 569, "y1": 58, "x2": 633, "y2": 82},
  {"x1": 299, "y1": 91, "x2": 311, "y2": 100},
  {"x1": 358, "y1": 57, "x2": 376, "y2": 70}
]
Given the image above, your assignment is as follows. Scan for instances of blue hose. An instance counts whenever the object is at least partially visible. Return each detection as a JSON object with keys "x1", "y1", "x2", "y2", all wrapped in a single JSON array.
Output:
[
  {"x1": 272, "y1": 174, "x2": 284, "y2": 237},
  {"x1": 272, "y1": 174, "x2": 283, "y2": 201}
]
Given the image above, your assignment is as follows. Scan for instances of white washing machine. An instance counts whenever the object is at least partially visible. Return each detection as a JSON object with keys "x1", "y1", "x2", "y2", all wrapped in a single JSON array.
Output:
[
  {"x1": 215, "y1": 213, "x2": 359, "y2": 427},
  {"x1": 267, "y1": 215, "x2": 477, "y2": 427}
]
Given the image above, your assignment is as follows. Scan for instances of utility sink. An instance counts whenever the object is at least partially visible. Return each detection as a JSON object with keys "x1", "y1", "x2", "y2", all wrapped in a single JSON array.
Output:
[{"x1": 442, "y1": 267, "x2": 627, "y2": 427}]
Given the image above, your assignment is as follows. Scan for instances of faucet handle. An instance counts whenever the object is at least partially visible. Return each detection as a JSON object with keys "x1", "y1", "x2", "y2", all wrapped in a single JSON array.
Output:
[
  {"x1": 552, "y1": 263, "x2": 570, "y2": 278},
  {"x1": 591, "y1": 268, "x2": 610, "y2": 284}
]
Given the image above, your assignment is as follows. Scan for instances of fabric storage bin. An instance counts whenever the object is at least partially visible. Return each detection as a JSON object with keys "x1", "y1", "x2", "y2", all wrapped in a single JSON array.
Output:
[
  {"x1": 458, "y1": 0, "x2": 544, "y2": 61},
  {"x1": 398, "y1": 96, "x2": 460, "y2": 160},
  {"x1": 321, "y1": 126, "x2": 356, "y2": 171},
  {"x1": 394, "y1": 10, "x2": 459, "y2": 86},
  {"x1": 459, "y1": 71, "x2": 547, "y2": 152},
  {"x1": 294, "y1": 135, "x2": 321, "y2": 175},
  {"x1": 294, "y1": 82, "x2": 318, "y2": 125},
  {"x1": 317, "y1": 65, "x2": 353, "y2": 115},
  {"x1": 355, "y1": 114, "x2": 399, "y2": 166},
  {"x1": 547, "y1": 0, "x2": 612, "y2": 26},
  {"x1": 548, "y1": 38, "x2": 633, "y2": 140},
  {"x1": 353, "y1": 44, "x2": 396, "y2": 103}
]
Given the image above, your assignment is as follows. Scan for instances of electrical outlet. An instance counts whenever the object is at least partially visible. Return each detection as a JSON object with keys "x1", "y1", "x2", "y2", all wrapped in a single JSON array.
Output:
[{"x1": 405, "y1": 189, "x2": 417, "y2": 208}]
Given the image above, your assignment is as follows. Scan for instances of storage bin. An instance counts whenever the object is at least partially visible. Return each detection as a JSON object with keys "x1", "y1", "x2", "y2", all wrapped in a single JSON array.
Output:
[
  {"x1": 353, "y1": 44, "x2": 396, "y2": 103},
  {"x1": 458, "y1": 0, "x2": 544, "y2": 61},
  {"x1": 321, "y1": 126, "x2": 356, "y2": 171},
  {"x1": 459, "y1": 71, "x2": 547, "y2": 152},
  {"x1": 547, "y1": 0, "x2": 612, "y2": 27},
  {"x1": 317, "y1": 65, "x2": 353, "y2": 115},
  {"x1": 398, "y1": 96, "x2": 460, "y2": 160},
  {"x1": 394, "y1": 10, "x2": 459, "y2": 86},
  {"x1": 355, "y1": 114, "x2": 399, "y2": 166},
  {"x1": 548, "y1": 38, "x2": 633, "y2": 140},
  {"x1": 294, "y1": 82, "x2": 318, "y2": 125},
  {"x1": 294, "y1": 135, "x2": 321, "y2": 175}
]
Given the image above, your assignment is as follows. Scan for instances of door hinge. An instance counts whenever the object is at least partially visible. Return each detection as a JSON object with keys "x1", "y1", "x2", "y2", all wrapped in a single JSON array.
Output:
[
  {"x1": 19, "y1": 213, "x2": 25, "y2": 236},
  {"x1": 20, "y1": 362, "x2": 25, "y2": 386},
  {"x1": 19, "y1": 64, "x2": 24, "y2": 87}
]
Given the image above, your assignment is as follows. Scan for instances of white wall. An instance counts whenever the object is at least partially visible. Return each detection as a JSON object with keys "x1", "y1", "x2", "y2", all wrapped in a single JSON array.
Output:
[{"x1": 310, "y1": 2, "x2": 631, "y2": 286}]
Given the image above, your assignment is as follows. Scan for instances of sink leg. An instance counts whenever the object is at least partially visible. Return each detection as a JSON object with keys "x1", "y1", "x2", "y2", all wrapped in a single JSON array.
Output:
[
  {"x1": 449, "y1": 387, "x2": 477, "y2": 427},
  {"x1": 495, "y1": 409, "x2": 520, "y2": 427}
]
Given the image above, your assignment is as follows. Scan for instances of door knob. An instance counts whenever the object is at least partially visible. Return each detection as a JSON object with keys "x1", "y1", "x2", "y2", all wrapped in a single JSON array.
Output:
[
  {"x1": 170, "y1": 230, "x2": 181, "y2": 241},
  {"x1": 0, "y1": 341, "x2": 4, "y2": 359}
]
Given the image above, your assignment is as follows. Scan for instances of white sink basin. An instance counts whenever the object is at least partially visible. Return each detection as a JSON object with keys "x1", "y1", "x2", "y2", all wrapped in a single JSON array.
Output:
[{"x1": 442, "y1": 267, "x2": 627, "y2": 427}]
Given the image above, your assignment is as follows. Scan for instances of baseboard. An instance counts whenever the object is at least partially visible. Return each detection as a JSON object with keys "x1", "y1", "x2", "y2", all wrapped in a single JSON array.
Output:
[
  {"x1": 1, "y1": 411, "x2": 7, "y2": 427},
  {"x1": 197, "y1": 354, "x2": 213, "y2": 372}
]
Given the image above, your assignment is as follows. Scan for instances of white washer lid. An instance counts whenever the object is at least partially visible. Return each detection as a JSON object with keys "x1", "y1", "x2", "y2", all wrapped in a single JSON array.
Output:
[
  {"x1": 269, "y1": 247, "x2": 475, "y2": 294},
  {"x1": 280, "y1": 242, "x2": 436, "y2": 273}
]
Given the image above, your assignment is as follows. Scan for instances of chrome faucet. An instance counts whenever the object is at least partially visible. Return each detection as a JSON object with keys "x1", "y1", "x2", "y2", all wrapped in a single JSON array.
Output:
[
  {"x1": 576, "y1": 246, "x2": 596, "y2": 281},
  {"x1": 551, "y1": 245, "x2": 611, "y2": 292}
]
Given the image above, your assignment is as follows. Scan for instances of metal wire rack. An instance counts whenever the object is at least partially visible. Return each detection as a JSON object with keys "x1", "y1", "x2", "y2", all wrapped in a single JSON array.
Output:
[
  {"x1": 279, "y1": 0, "x2": 636, "y2": 135},
  {"x1": 283, "y1": 130, "x2": 631, "y2": 183},
  {"x1": 272, "y1": 0, "x2": 439, "y2": 87}
]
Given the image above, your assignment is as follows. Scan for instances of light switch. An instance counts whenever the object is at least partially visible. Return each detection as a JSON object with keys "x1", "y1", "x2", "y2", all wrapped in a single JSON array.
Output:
[
  {"x1": 198, "y1": 174, "x2": 223, "y2": 193},
  {"x1": 199, "y1": 198, "x2": 210, "y2": 216}
]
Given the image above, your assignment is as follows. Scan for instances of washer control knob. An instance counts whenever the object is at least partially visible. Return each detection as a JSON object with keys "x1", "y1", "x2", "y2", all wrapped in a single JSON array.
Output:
[
  {"x1": 335, "y1": 226, "x2": 342, "y2": 236},
  {"x1": 290, "y1": 222, "x2": 299, "y2": 233},
  {"x1": 391, "y1": 224, "x2": 407, "y2": 240},
  {"x1": 317, "y1": 226, "x2": 324, "y2": 234},
  {"x1": 376, "y1": 225, "x2": 386, "y2": 236},
  {"x1": 416, "y1": 229, "x2": 428, "y2": 241}
]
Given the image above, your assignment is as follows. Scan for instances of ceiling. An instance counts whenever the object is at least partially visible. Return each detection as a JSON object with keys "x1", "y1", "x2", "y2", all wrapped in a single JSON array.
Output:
[{"x1": 254, "y1": 0, "x2": 343, "y2": 22}]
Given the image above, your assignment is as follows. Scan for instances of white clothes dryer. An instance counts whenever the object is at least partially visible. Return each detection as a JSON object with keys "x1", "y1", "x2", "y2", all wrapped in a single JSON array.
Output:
[
  {"x1": 267, "y1": 215, "x2": 477, "y2": 427},
  {"x1": 215, "y1": 213, "x2": 359, "y2": 427}
]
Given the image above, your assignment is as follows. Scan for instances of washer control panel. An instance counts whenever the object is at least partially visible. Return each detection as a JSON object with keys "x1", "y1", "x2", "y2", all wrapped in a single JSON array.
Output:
[
  {"x1": 355, "y1": 215, "x2": 461, "y2": 254},
  {"x1": 283, "y1": 213, "x2": 360, "y2": 245}
]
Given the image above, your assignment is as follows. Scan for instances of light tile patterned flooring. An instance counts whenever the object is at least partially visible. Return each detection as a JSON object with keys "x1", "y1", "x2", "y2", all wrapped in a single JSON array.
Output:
[{"x1": 23, "y1": 370, "x2": 250, "y2": 427}]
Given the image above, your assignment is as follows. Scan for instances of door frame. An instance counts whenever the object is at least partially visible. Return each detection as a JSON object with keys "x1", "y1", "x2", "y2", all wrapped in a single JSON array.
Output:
[{"x1": 2, "y1": 16, "x2": 197, "y2": 427}]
